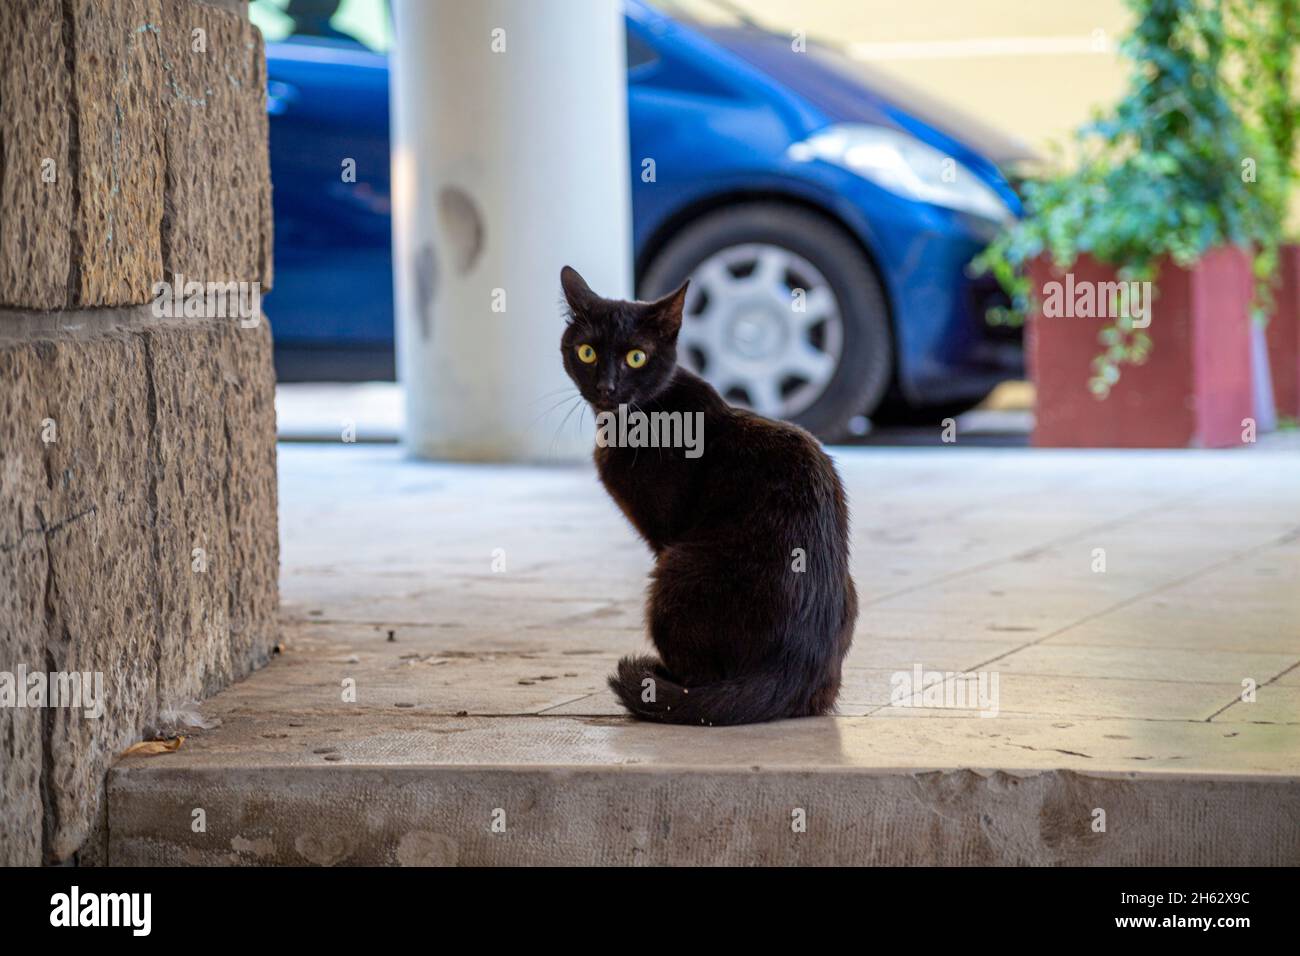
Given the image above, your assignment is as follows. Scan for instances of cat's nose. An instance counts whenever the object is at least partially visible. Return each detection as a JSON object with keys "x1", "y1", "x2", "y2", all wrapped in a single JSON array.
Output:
[{"x1": 595, "y1": 383, "x2": 614, "y2": 401}]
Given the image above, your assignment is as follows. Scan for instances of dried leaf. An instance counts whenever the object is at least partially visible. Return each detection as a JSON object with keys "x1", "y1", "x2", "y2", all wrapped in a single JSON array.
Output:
[{"x1": 121, "y1": 736, "x2": 185, "y2": 757}]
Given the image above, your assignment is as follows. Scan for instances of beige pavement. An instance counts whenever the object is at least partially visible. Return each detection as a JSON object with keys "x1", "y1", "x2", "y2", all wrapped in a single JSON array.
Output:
[{"x1": 106, "y1": 442, "x2": 1300, "y2": 865}]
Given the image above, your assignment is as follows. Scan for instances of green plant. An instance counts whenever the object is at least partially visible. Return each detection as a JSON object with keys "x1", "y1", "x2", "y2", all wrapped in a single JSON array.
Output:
[
  {"x1": 1225, "y1": 0, "x2": 1298, "y2": 306},
  {"x1": 1228, "y1": 0, "x2": 1299, "y2": 193},
  {"x1": 975, "y1": 0, "x2": 1285, "y2": 397}
]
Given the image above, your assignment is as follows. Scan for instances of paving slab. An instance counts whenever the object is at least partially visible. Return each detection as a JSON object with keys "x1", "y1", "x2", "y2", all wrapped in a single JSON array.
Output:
[
  {"x1": 107, "y1": 445, "x2": 1300, "y2": 865},
  {"x1": 990, "y1": 642, "x2": 1298, "y2": 685}
]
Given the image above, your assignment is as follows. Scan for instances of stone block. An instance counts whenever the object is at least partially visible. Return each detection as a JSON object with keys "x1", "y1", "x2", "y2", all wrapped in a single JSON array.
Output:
[
  {"x1": 67, "y1": 0, "x2": 166, "y2": 305},
  {"x1": 159, "y1": 0, "x2": 271, "y2": 286},
  {"x1": 0, "y1": 0, "x2": 73, "y2": 309},
  {"x1": 0, "y1": 544, "x2": 47, "y2": 867},
  {"x1": 148, "y1": 317, "x2": 279, "y2": 704},
  {"x1": 0, "y1": 0, "x2": 272, "y2": 311},
  {"x1": 0, "y1": 309, "x2": 278, "y2": 863}
]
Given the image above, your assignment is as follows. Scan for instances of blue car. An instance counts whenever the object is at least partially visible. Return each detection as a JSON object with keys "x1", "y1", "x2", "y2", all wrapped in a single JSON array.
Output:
[{"x1": 260, "y1": 0, "x2": 1031, "y2": 436}]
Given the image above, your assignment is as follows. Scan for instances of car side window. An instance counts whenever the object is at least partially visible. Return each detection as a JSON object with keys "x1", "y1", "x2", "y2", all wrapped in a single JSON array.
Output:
[
  {"x1": 626, "y1": 29, "x2": 660, "y2": 73},
  {"x1": 251, "y1": 0, "x2": 392, "y2": 53}
]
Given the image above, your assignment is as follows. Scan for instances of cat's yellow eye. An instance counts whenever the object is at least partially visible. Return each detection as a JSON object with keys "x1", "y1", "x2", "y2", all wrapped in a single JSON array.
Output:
[
  {"x1": 626, "y1": 349, "x2": 647, "y2": 369},
  {"x1": 576, "y1": 343, "x2": 597, "y2": 364}
]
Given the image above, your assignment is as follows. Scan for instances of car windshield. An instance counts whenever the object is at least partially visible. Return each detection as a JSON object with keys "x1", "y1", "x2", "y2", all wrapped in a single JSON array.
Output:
[
  {"x1": 251, "y1": 0, "x2": 392, "y2": 53},
  {"x1": 641, "y1": 0, "x2": 764, "y2": 30}
]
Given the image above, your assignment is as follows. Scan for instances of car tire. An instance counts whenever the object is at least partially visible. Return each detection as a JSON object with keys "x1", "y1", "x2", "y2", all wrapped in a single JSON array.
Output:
[{"x1": 639, "y1": 202, "x2": 892, "y2": 441}]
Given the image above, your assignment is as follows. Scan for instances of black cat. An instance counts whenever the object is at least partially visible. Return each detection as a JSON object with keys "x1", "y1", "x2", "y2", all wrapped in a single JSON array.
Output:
[{"x1": 559, "y1": 266, "x2": 857, "y2": 725}]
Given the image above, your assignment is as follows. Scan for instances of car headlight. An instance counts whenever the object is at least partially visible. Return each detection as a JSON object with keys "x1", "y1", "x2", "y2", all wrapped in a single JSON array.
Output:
[{"x1": 788, "y1": 124, "x2": 1014, "y2": 223}]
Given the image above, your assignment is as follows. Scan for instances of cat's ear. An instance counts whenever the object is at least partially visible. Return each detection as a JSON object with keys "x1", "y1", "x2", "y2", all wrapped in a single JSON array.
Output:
[
  {"x1": 560, "y1": 266, "x2": 598, "y2": 320},
  {"x1": 641, "y1": 280, "x2": 689, "y2": 337}
]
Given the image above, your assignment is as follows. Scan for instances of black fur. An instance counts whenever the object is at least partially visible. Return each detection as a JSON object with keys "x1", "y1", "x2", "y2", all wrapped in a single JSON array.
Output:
[{"x1": 559, "y1": 266, "x2": 857, "y2": 725}]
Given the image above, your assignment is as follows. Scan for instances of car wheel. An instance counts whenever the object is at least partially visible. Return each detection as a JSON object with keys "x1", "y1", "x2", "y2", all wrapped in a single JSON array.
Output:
[{"x1": 639, "y1": 202, "x2": 892, "y2": 440}]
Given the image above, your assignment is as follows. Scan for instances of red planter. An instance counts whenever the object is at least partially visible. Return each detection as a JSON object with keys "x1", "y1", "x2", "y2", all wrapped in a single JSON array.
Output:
[
  {"x1": 1027, "y1": 248, "x2": 1254, "y2": 448},
  {"x1": 1266, "y1": 244, "x2": 1300, "y2": 420}
]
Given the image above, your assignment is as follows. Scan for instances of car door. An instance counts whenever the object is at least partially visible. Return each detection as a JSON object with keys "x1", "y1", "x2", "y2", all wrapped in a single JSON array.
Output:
[{"x1": 262, "y1": 23, "x2": 393, "y2": 379}]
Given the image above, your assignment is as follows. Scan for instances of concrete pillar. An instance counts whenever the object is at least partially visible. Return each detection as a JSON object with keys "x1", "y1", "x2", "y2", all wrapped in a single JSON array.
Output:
[{"x1": 391, "y1": 0, "x2": 632, "y2": 462}]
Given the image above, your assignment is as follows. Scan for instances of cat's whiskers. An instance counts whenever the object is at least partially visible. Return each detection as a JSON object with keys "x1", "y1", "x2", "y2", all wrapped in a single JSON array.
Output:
[
  {"x1": 526, "y1": 388, "x2": 582, "y2": 430},
  {"x1": 529, "y1": 385, "x2": 580, "y2": 405},
  {"x1": 628, "y1": 398, "x2": 645, "y2": 469},
  {"x1": 547, "y1": 394, "x2": 585, "y2": 457}
]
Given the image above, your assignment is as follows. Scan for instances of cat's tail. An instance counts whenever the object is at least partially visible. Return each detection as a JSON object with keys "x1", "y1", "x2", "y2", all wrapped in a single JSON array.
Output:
[{"x1": 608, "y1": 654, "x2": 814, "y2": 726}]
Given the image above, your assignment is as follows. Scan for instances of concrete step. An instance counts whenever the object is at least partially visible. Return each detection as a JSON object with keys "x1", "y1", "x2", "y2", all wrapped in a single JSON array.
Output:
[
  {"x1": 104, "y1": 445, "x2": 1300, "y2": 866},
  {"x1": 107, "y1": 706, "x2": 1299, "y2": 866}
]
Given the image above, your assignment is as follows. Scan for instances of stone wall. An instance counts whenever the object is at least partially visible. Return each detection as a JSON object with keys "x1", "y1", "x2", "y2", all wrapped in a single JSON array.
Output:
[{"x1": 0, "y1": 0, "x2": 278, "y2": 865}]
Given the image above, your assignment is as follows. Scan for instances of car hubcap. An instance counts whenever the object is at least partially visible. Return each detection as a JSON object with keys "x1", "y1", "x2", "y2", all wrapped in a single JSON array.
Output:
[{"x1": 676, "y1": 244, "x2": 843, "y2": 419}]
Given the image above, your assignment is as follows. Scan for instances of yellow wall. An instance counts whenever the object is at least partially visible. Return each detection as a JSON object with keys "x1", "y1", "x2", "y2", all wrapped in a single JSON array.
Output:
[{"x1": 739, "y1": 0, "x2": 1134, "y2": 160}]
